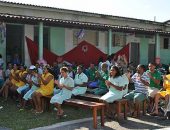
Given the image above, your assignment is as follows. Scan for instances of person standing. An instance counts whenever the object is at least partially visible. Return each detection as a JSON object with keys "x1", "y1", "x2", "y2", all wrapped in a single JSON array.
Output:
[{"x1": 12, "y1": 53, "x2": 21, "y2": 65}]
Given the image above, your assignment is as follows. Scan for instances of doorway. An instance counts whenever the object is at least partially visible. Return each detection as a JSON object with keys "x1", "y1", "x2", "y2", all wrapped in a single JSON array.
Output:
[
  {"x1": 130, "y1": 42, "x2": 140, "y2": 67},
  {"x1": 6, "y1": 24, "x2": 24, "y2": 64},
  {"x1": 148, "y1": 44, "x2": 155, "y2": 63}
]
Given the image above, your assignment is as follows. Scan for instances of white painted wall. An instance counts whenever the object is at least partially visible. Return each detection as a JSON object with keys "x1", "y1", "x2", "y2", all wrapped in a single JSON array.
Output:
[
  {"x1": 126, "y1": 35, "x2": 140, "y2": 43},
  {"x1": 24, "y1": 24, "x2": 34, "y2": 67}
]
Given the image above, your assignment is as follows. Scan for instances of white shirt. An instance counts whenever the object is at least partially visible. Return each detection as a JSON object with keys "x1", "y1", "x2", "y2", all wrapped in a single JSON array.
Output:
[{"x1": 74, "y1": 72, "x2": 88, "y2": 86}]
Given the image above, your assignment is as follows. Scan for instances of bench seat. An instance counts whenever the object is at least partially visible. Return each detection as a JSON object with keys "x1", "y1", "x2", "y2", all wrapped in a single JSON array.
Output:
[
  {"x1": 64, "y1": 99, "x2": 105, "y2": 129},
  {"x1": 74, "y1": 93, "x2": 128, "y2": 120}
]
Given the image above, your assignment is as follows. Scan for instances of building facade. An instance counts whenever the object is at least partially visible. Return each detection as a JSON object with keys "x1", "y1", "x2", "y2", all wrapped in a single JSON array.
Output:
[{"x1": 0, "y1": 1, "x2": 170, "y2": 67}]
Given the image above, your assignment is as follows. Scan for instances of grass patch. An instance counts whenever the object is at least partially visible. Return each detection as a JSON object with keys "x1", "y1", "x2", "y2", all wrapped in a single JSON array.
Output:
[{"x1": 0, "y1": 97, "x2": 92, "y2": 130}]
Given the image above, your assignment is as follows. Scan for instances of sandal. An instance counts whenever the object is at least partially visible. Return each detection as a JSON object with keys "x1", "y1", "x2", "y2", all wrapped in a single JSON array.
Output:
[
  {"x1": 150, "y1": 112, "x2": 158, "y2": 116},
  {"x1": 35, "y1": 110, "x2": 43, "y2": 114},
  {"x1": 56, "y1": 114, "x2": 67, "y2": 119},
  {"x1": 56, "y1": 110, "x2": 67, "y2": 119},
  {"x1": 131, "y1": 111, "x2": 138, "y2": 118}
]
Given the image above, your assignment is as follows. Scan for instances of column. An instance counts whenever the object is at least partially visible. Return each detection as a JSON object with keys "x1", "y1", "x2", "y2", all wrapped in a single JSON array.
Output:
[
  {"x1": 155, "y1": 33, "x2": 160, "y2": 63},
  {"x1": 108, "y1": 29, "x2": 112, "y2": 55},
  {"x1": 39, "y1": 22, "x2": 43, "y2": 60}
]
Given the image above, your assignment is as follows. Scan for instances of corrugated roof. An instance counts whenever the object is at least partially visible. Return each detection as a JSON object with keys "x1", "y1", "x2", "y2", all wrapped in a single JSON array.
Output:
[
  {"x1": 0, "y1": 0, "x2": 163, "y2": 25},
  {"x1": 0, "y1": 13, "x2": 170, "y2": 35}
]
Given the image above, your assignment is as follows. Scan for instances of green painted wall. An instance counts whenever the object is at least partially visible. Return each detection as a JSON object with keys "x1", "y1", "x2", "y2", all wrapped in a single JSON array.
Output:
[
  {"x1": 160, "y1": 49, "x2": 170, "y2": 64},
  {"x1": 111, "y1": 46, "x2": 122, "y2": 54},
  {"x1": 0, "y1": 39, "x2": 6, "y2": 69},
  {"x1": 0, "y1": 34, "x2": 6, "y2": 69},
  {"x1": 140, "y1": 37, "x2": 149, "y2": 65},
  {"x1": 50, "y1": 27, "x2": 65, "y2": 55},
  {"x1": 105, "y1": 46, "x2": 122, "y2": 55}
]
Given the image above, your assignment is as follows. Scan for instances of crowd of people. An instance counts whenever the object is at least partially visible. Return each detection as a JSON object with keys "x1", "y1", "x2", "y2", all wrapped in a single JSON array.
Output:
[{"x1": 0, "y1": 54, "x2": 170, "y2": 120}]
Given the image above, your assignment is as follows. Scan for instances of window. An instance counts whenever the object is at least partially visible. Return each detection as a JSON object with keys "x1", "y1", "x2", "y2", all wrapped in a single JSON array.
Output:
[
  {"x1": 164, "y1": 38, "x2": 169, "y2": 49},
  {"x1": 73, "y1": 29, "x2": 98, "y2": 46},
  {"x1": 112, "y1": 33, "x2": 126, "y2": 47},
  {"x1": 34, "y1": 26, "x2": 50, "y2": 49}
]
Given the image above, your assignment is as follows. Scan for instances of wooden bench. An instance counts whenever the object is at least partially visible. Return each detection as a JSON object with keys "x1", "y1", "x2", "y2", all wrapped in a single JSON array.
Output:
[
  {"x1": 41, "y1": 95, "x2": 52, "y2": 111},
  {"x1": 114, "y1": 99, "x2": 128, "y2": 120},
  {"x1": 127, "y1": 99, "x2": 147, "y2": 117},
  {"x1": 75, "y1": 94, "x2": 101, "y2": 102},
  {"x1": 41, "y1": 95, "x2": 105, "y2": 129},
  {"x1": 142, "y1": 99, "x2": 147, "y2": 115},
  {"x1": 64, "y1": 99, "x2": 105, "y2": 129},
  {"x1": 75, "y1": 93, "x2": 128, "y2": 120}
]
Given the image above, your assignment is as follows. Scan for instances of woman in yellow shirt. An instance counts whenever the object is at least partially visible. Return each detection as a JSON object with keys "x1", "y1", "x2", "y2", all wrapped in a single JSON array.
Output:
[
  {"x1": 32, "y1": 65, "x2": 54, "y2": 113},
  {"x1": 151, "y1": 74, "x2": 170, "y2": 116},
  {"x1": 10, "y1": 65, "x2": 28, "y2": 93},
  {"x1": 0, "y1": 64, "x2": 18, "y2": 100}
]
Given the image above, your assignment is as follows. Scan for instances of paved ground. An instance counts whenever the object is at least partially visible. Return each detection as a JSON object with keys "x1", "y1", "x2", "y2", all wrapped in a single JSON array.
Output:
[
  {"x1": 31, "y1": 114, "x2": 170, "y2": 130},
  {"x1": 0, "y1": 127, "x2": 11, "y2": 130}
]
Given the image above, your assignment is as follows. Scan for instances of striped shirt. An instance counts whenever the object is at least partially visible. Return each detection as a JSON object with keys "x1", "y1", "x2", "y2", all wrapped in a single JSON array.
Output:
[{"x1": 131, "y1": 72, "x2": 149, "y2": 95}]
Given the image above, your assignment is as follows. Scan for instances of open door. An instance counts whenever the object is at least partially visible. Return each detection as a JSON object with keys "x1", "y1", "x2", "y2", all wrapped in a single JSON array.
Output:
[
  {"x1": 130, "y1": 42, "x2": 140, "y2": 67},
  {"x1": 6, "y1": 24, "x2": 24, "y2": 64},
  {"x1": 148, "y1": 44, "x2": 155, "y2": 63}
]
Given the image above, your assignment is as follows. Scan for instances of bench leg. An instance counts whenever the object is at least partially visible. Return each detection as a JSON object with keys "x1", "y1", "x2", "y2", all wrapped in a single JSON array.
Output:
[
  {"x1": 41, "y1": 98, "x2": 45, "y2": 111},
  {"x1": 116, "y1": 102, "x2": 121, "y2": 121},
  {"x1": 137, "y1": 104, "x2": 140, "y2": 117},
  {"x1": 93, "y1": 107, "x2": 97, "y2": 129},
  {"x1": 143, "y1": 100, "x2": 146, "y2": 115},
  {"x1": 124, "y1": 102, "x2": 127, "y2": 120},
  {"x1": 100, "y1": 106, "x2": 105, "y2": 127}
]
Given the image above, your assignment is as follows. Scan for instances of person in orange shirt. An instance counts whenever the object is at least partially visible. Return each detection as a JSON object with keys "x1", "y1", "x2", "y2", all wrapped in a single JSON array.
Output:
[{"x1": 32, "y1": 65, "x2": 54, "y2": 113}]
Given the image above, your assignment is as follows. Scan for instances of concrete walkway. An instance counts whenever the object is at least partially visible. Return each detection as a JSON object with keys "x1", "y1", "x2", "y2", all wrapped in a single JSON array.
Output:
[
  {"x1": 0, "y1": 127, "x2": 11, "y2": 130},
  {"x1": 31, "y1": 115, "x2": 170, "y2": 130}
]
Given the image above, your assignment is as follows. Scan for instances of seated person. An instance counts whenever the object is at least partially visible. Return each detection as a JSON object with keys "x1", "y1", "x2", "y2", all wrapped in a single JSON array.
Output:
[
  {"x1": 124, "y1": 64, "x2": 149, "y2": 117},
  {"x1": 86, "y1": 63, "x2": 98, "y2": 88},
  {"x1": 117, "y1": 54, "x2": 128, "y2": 74},
  {"x1": 122, "y1": 71, "x2": 131, "y2": 96},
  {"x1": 91, "y1": 62, "x2": 109, "y2": 95},
  {"x1": 0, "y1": 64, "x2": 19, "y2": 100},
  {"x1": 146, "y1": 62, "x2": 162, "y2": 112},
  {"x1": 10, "y1": 64, "x2": 28, "y2": 95},
  {"x1": 20, "y1": 66, "x2": 40, "y2": 110},
  {"x1": 50, "y1": 67, "x2": 74, "y2": 118},
  {"x1": 72, "y1": 65, "x2": 88, "y2": 96},
  {"x1": 13, "y1": 66, "x2": 29, "y2": 94},
  {"x1": 151, "y1": 74, "x2": 170, "y2": 116},
  {"x1": 32, "y1": 65, "x2": 54, "y2": 113},
  {"x1": 100, "y1": 66, "x2": 123, "y2": 117}
]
